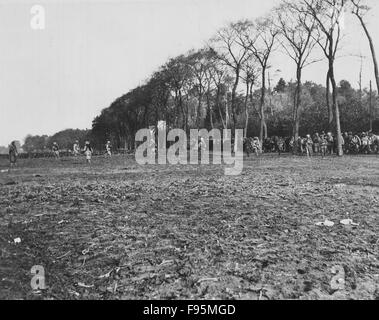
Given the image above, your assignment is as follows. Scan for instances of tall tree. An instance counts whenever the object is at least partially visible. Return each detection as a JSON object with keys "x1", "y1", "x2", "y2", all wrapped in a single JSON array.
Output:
[
  {"x1": 351, "y1": 0, "x2": 379, "y2": 97},
  {"x1": 240, "y1": 17, "x2": 279, "y2": 143},
  {"x1": 241, "y1": 59, "x2": 260, "y2": 138},
  {"x1": 211, "y1": 22, "x2": 250, "y2": 131},
  {"x1": 301, "y1": 0, "x2": 346, "y2": 156},
  {"x1": 186, "y1": 49, "x2": 215, "y2": 128},
  {"x1": 275, "y1": 1, "x2": 318, "y2": 151}
]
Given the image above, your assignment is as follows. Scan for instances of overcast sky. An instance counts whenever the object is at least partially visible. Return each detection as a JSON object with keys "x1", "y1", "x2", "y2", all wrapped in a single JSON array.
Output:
[{"x1": 0, "y1": 0, "x2": 378, "y2": 146}]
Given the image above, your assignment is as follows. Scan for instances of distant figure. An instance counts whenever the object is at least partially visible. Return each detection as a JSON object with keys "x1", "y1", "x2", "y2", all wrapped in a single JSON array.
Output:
[
  {"x1": 73, "y1": 140, "x2": 81, "y2": 156},
  {"x1": 52, "y1": 142, "x2": 60, "y2": 159},
  {"x1": 105, "y1": 140, "x2": 112, "y2": 157},
  {"x1": 84, "y1": 141, "x2": 93, "y2": 164},
  {"x1": 361, "y1": 132, "x2": 370, "y2": 154},
  {"x1": 313, "y1": 133, "x2": 320, "y2": 154},
  {"x1": 297, "y1": 137, "x2": 304, "y2": 155},
  {"x1": 252, "y1": 137, "x2": 261, "y2": 156},
  {"x1": 198, "y1": 137, "x2": 206, "y2": 153},
  {"x1": 305, "y1": 134, "x2": 313, "y2": 157},
  {"x1": 326, "y1": 133, "x2": 334, "y2": 155},
  {"x1": 9, "y1": 141, "x2": 18, "y2": 168},
  {"x1": 276, "y1": 137, "x2": 285, "y2": 156},
  {"x1": 320, "y1": 134, "x2": 328, "y2": 158}
]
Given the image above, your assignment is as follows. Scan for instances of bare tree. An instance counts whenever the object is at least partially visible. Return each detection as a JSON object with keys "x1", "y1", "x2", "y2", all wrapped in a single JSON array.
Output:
[
  {"x1": 210, "y1": 22, "x2": 250, "y2": 131},
  {"x1": 239, "y1": 17, "x2": 279, "y2": 143},
  {"x1": 186, "y1": 49, "x2": 214, "y2": 128},
  {"x1": 164, "y1": 56, "x2": 192, "y2": 132},
  {"x1": 300, "y1": 0, "x2": 346, "y2": 156},
  {"x1": 351, "y1": 0, "x2": 379, "y2": 97},
  {"x1": 241, "y1": 59, "x2": 260, "y2": 138},
  {"x1": 275, "y1": 1, "x2": 318, "y2": 151},
  {"x1": 208, "y1": 60, "x2": 233, "y2": 131}
]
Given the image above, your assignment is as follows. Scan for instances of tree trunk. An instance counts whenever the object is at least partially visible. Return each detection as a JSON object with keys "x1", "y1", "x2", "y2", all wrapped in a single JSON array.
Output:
[
  {"x1": 206, "y1": 89, "x2": 214, "y2": 129},
  {"x1": 356, "y1": 14, "x2": 379, "y2": 96},
  {"x1": 326, "y1": 70, "x2": 333, "y2": 128},
  {"x1": 225, "y1": 89, "x2": 229, "y2": 130},
  {"x1": 244, "y1": 80, "x2": 250, "y2": 139},
  {"x1": 216, "y1": 85, "x2": 226, "y2": 129},
  {"x1": 197, "y1": 87, "x2": 202, "y2": 129},
  {"x1": 259, "y1": 68, "x2": 267, "y2": 143},
  {"x1": 292, "y1": 65, "x2": 302, "y2": 154},
  {"x1": 231, "y1": 67, "x2": 240, "y2": 132},
  {"x1": 329, "y1": 63, "x2": 343, "y2": 157}
]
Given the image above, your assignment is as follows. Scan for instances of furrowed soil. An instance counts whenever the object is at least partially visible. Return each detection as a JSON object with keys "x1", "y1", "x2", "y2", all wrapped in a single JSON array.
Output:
[{"x1": 0, "y1": 154, "x2": 378, "y2": 300}]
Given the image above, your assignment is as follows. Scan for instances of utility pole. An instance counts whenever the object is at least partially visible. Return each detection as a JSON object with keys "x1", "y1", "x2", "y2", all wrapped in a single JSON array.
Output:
[{"x1": 370, "y1": 80, "x2": 373, "y2": 132}]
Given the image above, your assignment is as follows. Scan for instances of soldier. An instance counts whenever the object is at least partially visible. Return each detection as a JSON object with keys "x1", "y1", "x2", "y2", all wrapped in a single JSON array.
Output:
[
  {"x1": 305, "y1": 134, "x2": 314, "y2": 157},
  {"x1": 9, "y1": 141, "x2": 18, "y2": 168},
  {"x1": 252, "y1": 137, "x2": 261, "y2": 156},
  {"x1": 297, "y1": 136, "x2": 304, "y2": 155},
  {"x1": 243, "y1": 137, "x2": 253, "y2": 157},
  {"x1": 361, "y1": 132, "x2": 370, "y2": 154},
  {"x1": 105, "y1": 140, "x2": 112, "y2": 157},
  {"x1": 277, "y1": 137, "x2": 285, "y2": 156},
  {"x1": 320, "y1": 134, "x2": 328, "y2": 158},
  {"x1": 84, "y1": 141, "x2": 93, "y2": 164},
  {"x1": 369, "y1": 132, "x2": 379, "y2": 153},
  {"x1": 326, "y1": 132, "x2": 334, "y2": 155},
  {"x1": 199, "y1": 137, "x2": 206, "y2": 153},
  {"x1": 313, "y1": 133, "x2": 320, "y2": 155},
  {"x1": 52, "y1": 142, "x2": 60, "y2": 159},
  {"x1": 73, "y1": 140, "x2": 80, "y2": 157}
]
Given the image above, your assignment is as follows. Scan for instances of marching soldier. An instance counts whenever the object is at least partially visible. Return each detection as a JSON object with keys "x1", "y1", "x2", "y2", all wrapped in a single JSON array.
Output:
[
  {"x1": 320, "y1": 134, "x2": 328, "y2": 158},
  {"x1": 52, "y1": 142, "x2": 60, "y2": 159},
  {"x1": 305, "y1": 134, "x2": 313, "y2": 157},
  {"x1": 84, "y1": 141, "x2": 93, "y2": 164},
  {"x1": 105, "y1": 140, "x2": 112, "y2": 157},
  {"x1": 313, "y1": 133, "x2": 320, "y2": 155},
  {"x1": 9, "y1": 141, "x2": 18, "y2": 168},
  {"x1": 73, "y1": 140, "x2": 81, "y2": 156}
]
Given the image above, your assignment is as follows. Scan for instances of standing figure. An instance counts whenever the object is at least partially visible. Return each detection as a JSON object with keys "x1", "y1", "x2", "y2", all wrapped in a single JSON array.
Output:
[
  {"x1": 305, "y1": 135, "x2": 314, "y2": 158},
  {"x1": 52, "y1": 142, "x2": 60, "y2": 159},
  {"x1": 289, "y1": 137, "x2": 295, "y2": 154},
  {"x1": 369, "y1": 132, "x2": 379, "y2": 154},
  {"x1": 84, "y1": 141, "x2": 93, "y2": 164},
  {"x1": 320, "y1": 134, "x2": 328, "y2": 158},
  {"x1": 361, "y1": 132, "x2": 370, "y2": 154},
  {"x1": 313, "y1": 133, "x2": 320, "y2": 155},
  {"x1": 198, "y1": 137, "x2": 206, "y2": 153},
  {"x1": 9, "y1": 141, "x2": 18, "y2": 168},
  {"x1": 276, "y1": 137, "x2": 285, "y2": 156},
  {"x1": 252, "y1": 137, "x2": 261, "y2": 156},
  {"x1": 73, "y1": 140, "x2": 81, "y2": 157},
  {"x1": 297, "y1": 136, "x2": 304, "y2": 155},
  {"x1": 105, "y1": 141, "x2": 112, "y2": 157},
  {"x1": 243, "y1": 138, "x2": 253, "y2": 157},
  {"x1": 326, "y1": 133, "x2": 334, "y2": 155}
]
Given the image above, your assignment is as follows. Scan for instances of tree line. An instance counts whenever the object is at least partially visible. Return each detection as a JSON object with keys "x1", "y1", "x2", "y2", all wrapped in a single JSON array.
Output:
[{"x1": 22, "y1": 0, "x2": 379, "y2": 154}]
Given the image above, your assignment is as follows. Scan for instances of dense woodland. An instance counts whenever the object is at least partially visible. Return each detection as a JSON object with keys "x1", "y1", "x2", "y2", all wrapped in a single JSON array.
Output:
[{"x1": 20, "y1": 0, "x2": 379, "y2": 153}]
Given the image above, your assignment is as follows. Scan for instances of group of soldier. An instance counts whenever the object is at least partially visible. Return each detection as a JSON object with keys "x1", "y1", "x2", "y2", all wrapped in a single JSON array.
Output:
[
  {"x1": 250, "y1": 131, "x2": 379, "y2": 157},
  {"x1": 7, "y1": 140, "x2": 113, "y2": 167},
  {"x1": 6, "y1": 131, "x2": 379, "y2": 167},
  {"x1": 52, "y1": 140, "x2": 113, "y2": 163}
]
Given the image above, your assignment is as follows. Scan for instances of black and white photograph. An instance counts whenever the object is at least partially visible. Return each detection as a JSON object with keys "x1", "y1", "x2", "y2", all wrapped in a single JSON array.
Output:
[{"x1": 0, "y1": 0, "x2": 378, "y2": 304}]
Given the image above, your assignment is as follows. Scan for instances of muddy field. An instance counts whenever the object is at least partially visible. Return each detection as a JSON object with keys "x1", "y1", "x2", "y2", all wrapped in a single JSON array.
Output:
[{"x1": 0, "y1": 154, "x2": 378, "y2": 300}]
